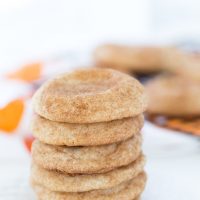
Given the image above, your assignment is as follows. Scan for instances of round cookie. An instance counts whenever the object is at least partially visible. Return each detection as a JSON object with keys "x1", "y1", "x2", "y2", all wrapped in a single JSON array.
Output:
[
  {"x1": 32, "y1": 172, "x2": 146, "y2": 200},
  {"x1": 93, "y1": 44, "x2": 168, "y2": 73},
  {"x1": 31, "y1": 154, "x2": 145, "y2": 192},
  {"x1": 145, "y1": 75, "x2": 200, "y2": 116},
  {"x1": 32, "y1": 114, "x2": 144, "y2": 146},
  {"x1": 163, "y1": 49, "x2": 200, "y2": 81},
  {"x1": 32, "y1": 68, "x2": 147, "y2": 123},
  {"x1": 32, "y1": 134, "x2": 142, "y2": 174}
]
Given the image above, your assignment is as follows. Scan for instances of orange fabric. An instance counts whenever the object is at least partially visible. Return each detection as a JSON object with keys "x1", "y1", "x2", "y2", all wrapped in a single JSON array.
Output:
[
  {"x1": 7, "y1": 62, "x2": 42, "y2": 82},
  {"x1": 167, "y1": 118, "x2": 200, "y2": 136},
  {"x1": 0, "y1": 99, "x2": 24, "y2": 133},
  {"x1": 146, "y1": 113, "x2": 200, "y2": 136},
  {"x1": 23, "y1": 135, "x2": 34, "y2": 152}
]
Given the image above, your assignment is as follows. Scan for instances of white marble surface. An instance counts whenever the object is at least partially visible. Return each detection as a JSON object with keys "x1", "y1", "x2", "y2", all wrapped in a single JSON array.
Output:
[
  {"x1": 1, "y1": 0, "x2": 200, "y2": 69},
  {"x1": 0, "y1": 122, "x2": 200, "y2": 200},
  {"x1": 143, "y1": 123, "x2": 200, "y2": 200}
]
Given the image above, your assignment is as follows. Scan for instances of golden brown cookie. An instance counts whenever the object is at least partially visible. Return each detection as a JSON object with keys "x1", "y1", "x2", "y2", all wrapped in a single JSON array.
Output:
[
  {"x1": 145, "y1": 75, "x2": 200, "y2": 116},
  {"x1": 32, "y1": 114, "x2": 144, "y2": 146},
  {"x1": 162, "y1": 48, "x2": 200, "y2": 81},
  {"x1": 93, "y1": 44, "x2": 170, "y2": 73},
  {"x1": 32, "y1": 134, "x2": 142, "y2": 174},
  {"x1": 32, "y1": 68, "x2": 147, "y2": 123},
  {"x1": 32, "y1": 172, "x2": 146, "y2": 200},
  {"x1": 31, "y1": 154, "x2": 145, "y2": 192}
]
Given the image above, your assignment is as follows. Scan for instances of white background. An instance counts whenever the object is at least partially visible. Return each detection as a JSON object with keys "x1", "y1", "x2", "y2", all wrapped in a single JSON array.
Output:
[{"x1": 1, "y1": 0, "x2": 200, "y2": 69}]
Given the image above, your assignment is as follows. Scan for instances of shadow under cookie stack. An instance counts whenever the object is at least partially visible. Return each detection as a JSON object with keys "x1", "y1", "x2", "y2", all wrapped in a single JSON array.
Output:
[{"x1": 30, "y1": 68, "x2": 147, "y2": 200}]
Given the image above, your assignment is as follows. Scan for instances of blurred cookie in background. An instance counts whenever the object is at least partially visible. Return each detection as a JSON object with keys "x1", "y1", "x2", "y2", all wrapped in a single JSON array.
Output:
[
  {"x1": 145, "y1": 75, "x2": 200, "y2": 135},
  {"x1": 93, "y1": 44, "x2": 172, "y2": 75},
  {"x1": 145, "y1": 75, "x2": 200, "y2": 117},
  {"x1": 163, "y1": 48, "x2": 200, "y2": 81}
]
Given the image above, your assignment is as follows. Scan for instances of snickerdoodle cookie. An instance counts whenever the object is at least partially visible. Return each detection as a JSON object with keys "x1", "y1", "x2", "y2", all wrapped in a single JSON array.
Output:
[
  {"x1": 32, "y1": 172, "x2": 146, "y2": 200},
  {"x1": 163, "y1": 49, "x2": 200, "y2": 81},
  {"x1": 32, "y1": 134, "x2": 142, "y2": 174},
  {"x1": 32, "y1": 68, "x2": 147, "y2": 123},
  {"x1": 32, "y1": 114, "x2": 144, "y2": 146},
  {"x1": 31, "y1": 154, "x2": 145, "y2": 192},
  {"x1": 145, "y1": 75, "x2": 200, "y2": 116},
  {"x1": 94, "y1": 44, "x2": 169, "y2": 73}
]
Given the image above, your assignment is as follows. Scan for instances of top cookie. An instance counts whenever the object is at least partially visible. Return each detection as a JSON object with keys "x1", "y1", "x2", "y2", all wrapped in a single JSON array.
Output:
[{"x1": 33, "y1": 68, "x2": 147, "y2": 123}]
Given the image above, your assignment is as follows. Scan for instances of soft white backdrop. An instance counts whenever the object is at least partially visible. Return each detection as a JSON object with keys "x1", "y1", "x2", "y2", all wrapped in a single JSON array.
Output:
[
  {"x1": 1, "y1": 0, "x2": 200, "y2": 69},
  {"x1": 0, "y1": 0, "x2": 150, "y2": 69}
]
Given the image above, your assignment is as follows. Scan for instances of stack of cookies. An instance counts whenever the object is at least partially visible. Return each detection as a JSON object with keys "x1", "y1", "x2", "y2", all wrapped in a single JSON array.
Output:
[{"x1": 30, "y1": 68, "x2": 147, "y2": 200}]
